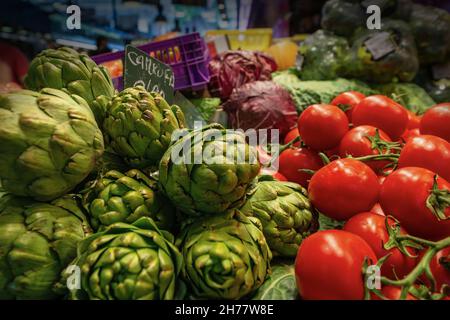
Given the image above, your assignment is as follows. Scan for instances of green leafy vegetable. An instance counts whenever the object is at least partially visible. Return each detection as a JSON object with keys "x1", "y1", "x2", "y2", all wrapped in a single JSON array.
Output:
[
  {"x1": 273, "y1": 72, "x2": 376, "y2": 113},
  {"x1": 374, "y1": 83, "x2": 435, "y2": 114},
  {"x1": 318, "y1": 213, "x2": 345, "y2": 231},
  {"x1": 189, "y1": 97, "x2": 222, "y2": 122},
  {"x1": 252, "y1": 264, "x2": 298, "y2": 300}
]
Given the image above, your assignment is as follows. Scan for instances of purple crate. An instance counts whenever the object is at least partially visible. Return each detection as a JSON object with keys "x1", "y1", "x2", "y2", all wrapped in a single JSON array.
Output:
[{"x1": 92, "y1": 33, "x2": 210, "y2": 92}]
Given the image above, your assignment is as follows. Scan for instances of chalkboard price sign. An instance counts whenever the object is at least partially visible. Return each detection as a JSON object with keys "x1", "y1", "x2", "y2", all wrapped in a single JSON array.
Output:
[
  {"x1": 364, "y1": 32, "x2": 396, "y2": 61},
  {"x1": 124, "y1": 45, "x2": 175, "y2": 104}
]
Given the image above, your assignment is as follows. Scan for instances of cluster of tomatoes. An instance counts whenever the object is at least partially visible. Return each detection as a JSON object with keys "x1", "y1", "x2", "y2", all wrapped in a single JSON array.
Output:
[{"x1": 268, "y1": 92, "x2": 450, "y2": 300}]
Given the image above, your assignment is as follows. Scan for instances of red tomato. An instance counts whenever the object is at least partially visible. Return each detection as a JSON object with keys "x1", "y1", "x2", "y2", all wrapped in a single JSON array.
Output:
[
  {"x1": 378, "y1": 167, "x2": 394, "y2": 180},
  {"x1": 408, "y1": 128, "x2": 421, "y2": 137},
  {"x1": 295, "y1": 230, "x2": 377, "y2": 300},
  {"x1": 420, "y1": 247, "x2": 450, "y2": 293},
  {"x1": 284, "y1": 128, "x2": 301, "y2": 147},
  {"x1": 324, "y1": 146, "x2": 340, "y2": 159},
  {"x1": 400, "y1": 128, "x2": 421, "y2": 143},
  {"x1": 398, "y1": 135, "x2": 450, "y2": 182},
  {"x1": 343, "y1": 212, "x2": 417, "y2": 279},
  {"x1": 352, "y1": 95, "x2": 409, "y2": 140},
  {"x1": 278, "y1": 147, "x2": 323, "y2": 188},
  {"x1": 420, "y1": 103, "x2": 450, "y2": 142},
  {"x1": 259, "y1": 167, "x2": 287, "y2": 181},
  {"x1": 331, "y1": 91, "x2": 366, "y2": 123},
  {"x1": 339, "y1": 125, "x2": 395, "y2": 174},
  {"x1": 407, "y1": 110, "x2": 421, "y2": 130},
  {"x1": 271, "y1": 172, "x2": 287, "y2": 181},
  {"x1": 370, "y1": 203, "x2": 385, "y2": 216},
  {"x1": 371, "y1": 286, "x2": 418, "y2": 300},
  {"x1": 378, "y1": 175, "x2": 387, "y2": 185},
  {"x1": 308, "y1": 158, "x2": 380, "y2": 220},
  {"x1": 298, "y1": 104, "x2": 349, "y2": 151},
  {"x1": 380, "y1": 167, "x2": 450, "y2": 241}
]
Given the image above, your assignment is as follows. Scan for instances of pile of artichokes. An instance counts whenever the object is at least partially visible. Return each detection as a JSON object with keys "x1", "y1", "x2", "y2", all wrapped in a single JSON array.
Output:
[{"x1": 0, "y1": 46, "x2": 318, "y2": 300}]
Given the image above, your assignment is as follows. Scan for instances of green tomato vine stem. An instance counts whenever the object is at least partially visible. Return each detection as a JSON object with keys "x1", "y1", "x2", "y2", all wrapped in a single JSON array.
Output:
[
  {"x1": 365, "y1": 129, "x2": 403, "y2": 154},
  {"x1": 380, "y1": 235, "x2": 450, "y2": 300},
  {"x1": 350, "y1": 153, "x2": 400, "y2": 163}
]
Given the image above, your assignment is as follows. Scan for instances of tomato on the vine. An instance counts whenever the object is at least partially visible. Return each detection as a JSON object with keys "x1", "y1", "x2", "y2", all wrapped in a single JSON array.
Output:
[
  {"x1": 419, "y1": 247, "x2": 450, "y2": 293},
  {"x1": 378, "y1": 174, "x2": 387, "y2": 185},
  {"x1": 338, "y1": 125, "x2": 396, "y2": 174},
  {"x1": 407, "y1": 110, "x2": 421, "y2": 130},
  {"x1": 295, "y1": 230, "x2": 377, "y2": 300},
  {"x1": 343, "y1": 212, "x2": 417, "y2": 279},
  {"x1": 324, "y1": 146, "x2": 340, "y2": 159},
  {"x1": 371, "y1": 286, "x2": 418, "y2": 300},
  {"x1": 420, "y1": 103, "x2": 450, "y2": 142},
  {"x1": 278, "y1": 147, "x2": 323, "y2": 188},
  {"x1": 380, "y1": 167, "x2": 450, "y2": 241},
  {"x1": 352, "y1": 95, "x2": 409, "y2": 140},
  {"x1": 308, "y1": 158, "x2": 380, "y2": 220},
  {"x1": 298, "y1": 104, "x2": 349, "y2": 151},
  {"x1": 398, "y1": 135, "x2": 450, "y2": 182},
  {"x1": 330, "y1": 91, "x2": 366, "y2": 123},
  {"x1": 400, "y1": 128, "x2": 420, "y2": 143},
  {"x1": 284, "y1": 128, "x2": 301, "y2": 147},
  {"x1": 370, "y1": 203, "x2": 385, "y2": 216}
]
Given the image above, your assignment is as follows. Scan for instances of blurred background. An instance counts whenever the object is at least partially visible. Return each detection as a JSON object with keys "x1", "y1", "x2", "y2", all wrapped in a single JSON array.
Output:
[
  {"x1": 1, "y1": 0, "x2": 448, "y2": 58},
  {"x1": 1, "y1": 0, "x2": 449, "y2": 90}
]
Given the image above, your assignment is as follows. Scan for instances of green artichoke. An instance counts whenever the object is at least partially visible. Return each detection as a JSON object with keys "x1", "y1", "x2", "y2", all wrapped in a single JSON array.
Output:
[
  {"x1": 177, "y1": 209, "x2": 272, "y2": 299},
  {"x1": 159, "y1": 124, "x2": 260, "y2": 216},
  {"x1": 82, "y1": 169, "x2": 176, "y2": 232},
  {"x1": 103, "y1": 86, "x2": 186, "y2": 169},
  {"x1": 71, "y1": 217, "x2": 183, "y2": 300},
  {"x1": 240, "y1": 179, "x2": 318, "y2": 257},
  {"x1": 24, "y1": 47, "x2": 115, "y2": 125},
  {"x1": 0, "y1": 195, "x2": 91, "y2": 299},
  {"x1": 0, "y1": 88, "x2": 104, "y2": 201}
]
